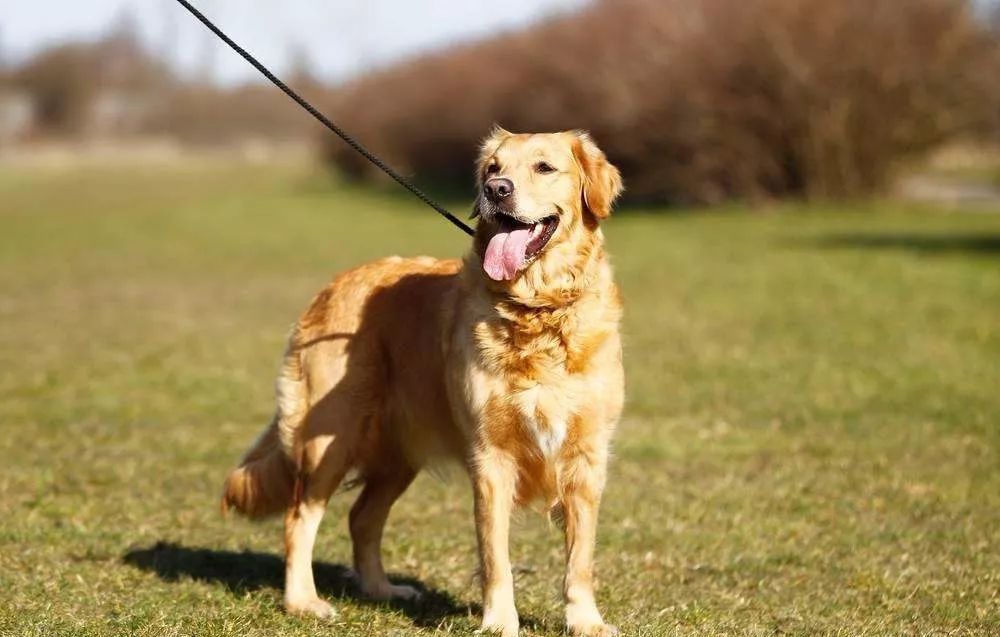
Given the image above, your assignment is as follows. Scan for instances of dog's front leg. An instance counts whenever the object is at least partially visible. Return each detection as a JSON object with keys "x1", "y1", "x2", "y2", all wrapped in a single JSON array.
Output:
[
  {"x1": 472, "y1": 449, "x2": 519, "y2": 637},
  {"x1": 561, "y1": 449, "x2": 617, "y2": 637}
]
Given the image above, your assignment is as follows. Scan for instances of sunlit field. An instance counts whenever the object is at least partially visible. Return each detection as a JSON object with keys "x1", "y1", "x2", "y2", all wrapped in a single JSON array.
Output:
[{"x1": 0, "y1": 161, "x2": 997, "y2": 636}]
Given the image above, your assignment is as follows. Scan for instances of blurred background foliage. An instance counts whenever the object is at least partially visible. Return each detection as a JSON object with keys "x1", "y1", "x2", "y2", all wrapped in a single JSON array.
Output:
[
  {"x1": 2, "y1": 0, "x2": 999, "y2": 205},
  {"x1": 326, "y1": 0, "x2": 1000, "y2": 203}
]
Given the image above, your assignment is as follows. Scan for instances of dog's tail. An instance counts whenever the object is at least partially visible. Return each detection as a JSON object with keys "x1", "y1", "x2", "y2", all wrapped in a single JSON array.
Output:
[
  {"x1": 221, "y1": 416, "x2": 296, "y2": 518},
  {"x1": 222, "y1": 350, "x2": 308, "y2": 518}
]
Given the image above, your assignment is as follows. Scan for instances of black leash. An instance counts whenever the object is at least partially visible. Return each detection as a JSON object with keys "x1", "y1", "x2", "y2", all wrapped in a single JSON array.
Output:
[{"x1": 173, "y1": 0, "x2": 475, "y2": 237}]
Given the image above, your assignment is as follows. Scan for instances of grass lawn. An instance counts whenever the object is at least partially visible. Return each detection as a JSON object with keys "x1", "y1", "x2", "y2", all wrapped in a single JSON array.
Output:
[{"x1": 0, "y1": 161, "x2": 997, "y2": 636}]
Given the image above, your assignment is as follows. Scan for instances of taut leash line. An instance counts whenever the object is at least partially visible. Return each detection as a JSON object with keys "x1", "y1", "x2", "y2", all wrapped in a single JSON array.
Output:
[{"x1": 173, "y1": 0, "x2": 476, "y2": 237}]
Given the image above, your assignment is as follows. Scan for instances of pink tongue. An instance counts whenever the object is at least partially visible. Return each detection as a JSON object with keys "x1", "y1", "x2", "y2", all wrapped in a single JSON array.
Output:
[{"x1": 483, "y1": 227, "x2": 532, "y2": 281}]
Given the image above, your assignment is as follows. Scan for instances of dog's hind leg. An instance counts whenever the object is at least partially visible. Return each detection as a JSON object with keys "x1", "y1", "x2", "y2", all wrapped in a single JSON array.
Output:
[
  {"x1": 283, "y1": 496, "x2": 336, "y2": 619},
  {"x1": 349, "y1": 461, "x2": 419, "y2": 601},
  {"x1": 282, "y1": 401, "x2": 364, "y2": 619}
]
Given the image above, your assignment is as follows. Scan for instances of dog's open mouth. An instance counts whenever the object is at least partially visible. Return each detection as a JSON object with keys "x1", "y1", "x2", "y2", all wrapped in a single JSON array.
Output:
[{"x1": 482, "y1": 212, "x2": 559, "y2": 281}]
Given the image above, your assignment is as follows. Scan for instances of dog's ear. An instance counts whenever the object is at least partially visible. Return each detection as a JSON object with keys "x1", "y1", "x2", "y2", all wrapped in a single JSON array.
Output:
[
  {"x1": 476, "y1": 124, "x2": 513, "y2": 179},
  {"x1": 572, "y1": 131, "x2": 623, "y2": 220}
]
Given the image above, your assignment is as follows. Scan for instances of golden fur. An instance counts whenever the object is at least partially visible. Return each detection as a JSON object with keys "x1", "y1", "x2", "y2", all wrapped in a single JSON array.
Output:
[{"x1": 223, "y1": 129, "x2": 624, "y2": 636}]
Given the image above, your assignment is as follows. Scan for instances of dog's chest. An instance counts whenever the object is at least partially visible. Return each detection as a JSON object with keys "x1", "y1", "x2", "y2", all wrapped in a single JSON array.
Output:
[
  {"x1": 477, "y1": 326, "x2": 596, "y2": 460},
  {"x1": 510, "y1": 382, "x2": 572, "y2": 458},
  {"x1": 466, "y1": 295, "x2": 620, "y2": 466}
]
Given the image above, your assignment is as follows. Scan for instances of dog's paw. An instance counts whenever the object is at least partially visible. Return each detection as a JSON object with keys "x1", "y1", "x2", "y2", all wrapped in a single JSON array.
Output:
[
  {"x1": 285, "y1": 596, "x2": 338, "y2": 621},
  {"x1": 568, "y1": 623, "x2": 618, "y2": 637},
  {"x1": 476, "y1": 624, "x2": 519, "y2": 637},
  {"x1": 566, "y1": 603, "x2": 616, "y2": 636},
  {"x1": 478, "y1": 609, "x2": 519, "y2": 637},
  {"x1": 368, "y1": 583, "x2": 423, "y2": 602}
]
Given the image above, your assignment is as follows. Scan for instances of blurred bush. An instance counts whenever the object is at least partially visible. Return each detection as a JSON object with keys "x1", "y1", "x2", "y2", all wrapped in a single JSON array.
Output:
[
  {"x1": 10, "y1": 31, "x2": 170, "y2": 137},
  {"x1": 3, "y1": 26, "x2": 330, "y2": 146},
  {"x1": 324, "y1": 0, "x2": 1000, "y2": 204}
]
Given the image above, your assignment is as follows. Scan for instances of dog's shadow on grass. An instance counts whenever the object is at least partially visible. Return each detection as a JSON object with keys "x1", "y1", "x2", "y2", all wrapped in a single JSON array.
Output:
[{"x1": 123, "y1": 541, "x2": 488, "y2": 629}]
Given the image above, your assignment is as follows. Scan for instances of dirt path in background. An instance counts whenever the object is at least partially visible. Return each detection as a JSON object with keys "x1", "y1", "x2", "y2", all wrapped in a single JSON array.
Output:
[{"x1": 896, "y1": 175, "x2": 1000, "y2": 211}]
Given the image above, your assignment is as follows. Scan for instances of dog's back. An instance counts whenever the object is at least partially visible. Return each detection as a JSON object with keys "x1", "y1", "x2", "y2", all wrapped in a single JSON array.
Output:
[{"x1": 222, "y1": 256, "x2": 463, "y2": 518}]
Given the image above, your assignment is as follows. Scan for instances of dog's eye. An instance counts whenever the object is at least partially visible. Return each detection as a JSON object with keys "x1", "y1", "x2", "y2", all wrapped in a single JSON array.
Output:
[
  {"x1": 535, "y1": 162, "x2": 556, "y2": 174},
  {"x1": 485, "y1": 163, "x2": 500, "y2": 175}
]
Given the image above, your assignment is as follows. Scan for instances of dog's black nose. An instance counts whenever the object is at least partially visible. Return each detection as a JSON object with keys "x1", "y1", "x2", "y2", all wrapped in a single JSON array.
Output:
[{"x1": 484, "y1": 177, "x2": 514, "y2": 203}]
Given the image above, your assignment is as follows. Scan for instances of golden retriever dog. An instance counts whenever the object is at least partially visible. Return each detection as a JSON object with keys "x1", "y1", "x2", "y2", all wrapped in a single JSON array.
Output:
[{"x1": 222, "y1": 128, "x2": 624, "y2": 637}]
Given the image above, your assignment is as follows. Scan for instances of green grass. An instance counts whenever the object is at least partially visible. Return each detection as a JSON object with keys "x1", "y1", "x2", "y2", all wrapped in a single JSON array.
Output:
[{"x1": 1, "y1": 161, "x2": 998, "y2": 636}]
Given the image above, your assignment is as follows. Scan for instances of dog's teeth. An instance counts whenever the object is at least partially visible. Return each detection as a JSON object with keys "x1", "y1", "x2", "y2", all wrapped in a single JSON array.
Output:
[{"x1": 531, "y1": 223, "x2": 543, "y2": 238}]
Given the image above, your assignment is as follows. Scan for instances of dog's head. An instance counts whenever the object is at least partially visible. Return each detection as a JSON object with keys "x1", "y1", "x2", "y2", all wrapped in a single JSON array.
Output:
[{"x1": 473, "y1": 128, "x2": 623, "y2": 284}]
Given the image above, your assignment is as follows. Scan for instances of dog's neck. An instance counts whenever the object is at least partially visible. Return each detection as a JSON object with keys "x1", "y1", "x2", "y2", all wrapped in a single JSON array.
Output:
[{"x1": 462, "y1": 228, "x2": 620, "y2": 378}]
